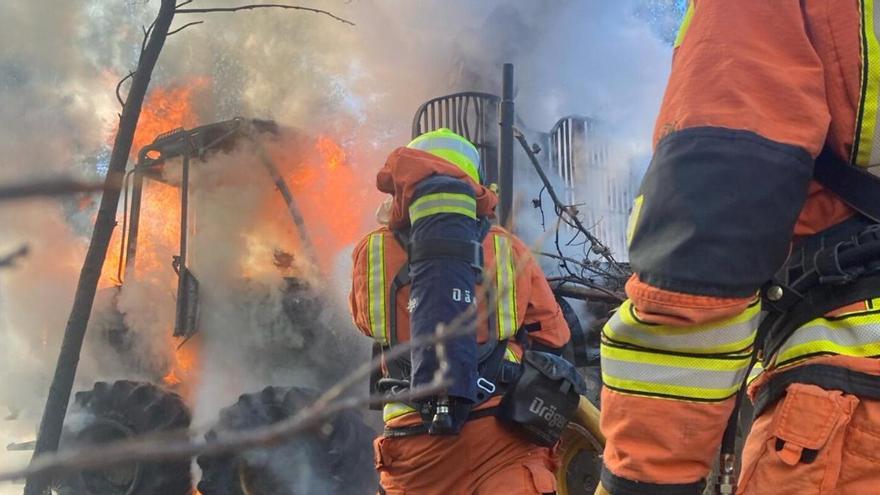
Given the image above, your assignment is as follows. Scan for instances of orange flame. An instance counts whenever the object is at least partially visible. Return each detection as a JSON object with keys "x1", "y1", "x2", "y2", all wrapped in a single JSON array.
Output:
[{"x1": 131, "y1": 78, "x2": 210, "y2": 155}]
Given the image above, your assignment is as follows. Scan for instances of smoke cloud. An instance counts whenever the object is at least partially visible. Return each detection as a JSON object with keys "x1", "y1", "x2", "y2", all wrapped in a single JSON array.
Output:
[{"x1": 0, "y1": 0, "x2": 680, "y2": 490}]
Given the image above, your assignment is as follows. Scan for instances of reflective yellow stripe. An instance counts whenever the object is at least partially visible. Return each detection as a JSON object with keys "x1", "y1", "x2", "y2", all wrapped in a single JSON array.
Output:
[
  {"x1": 367, "y1": 233, "x2": 388, "y2": 345},
  {"x1": 774, "y1": 309, "x2": 880, "y2": 366},
  {"x1": 605, "y1": 300, "x2": 760, "y2": 355},
  {"x1": 854, "y1": 0, "x2": 880, "y2": 166},
  {"x1": 504, "y1": 347, "x2": 521, "y2": 363},
  {"x1": 626, "y1": 195, "x2": 644, "y2": 248},
  {"x1": 601, "y1": 343, "x2": 752, "y2": 401},
  {"x1": 747, "y1": 361, "x2": 764, "y2": 385},
  {"x1": 408, "y1": 192, "x2": 477, "y2": 224},
  {"x1": 493, "y1": 235, "x2": 518, "y2": 340},
  {"x1": 408, "y1": 133, "x2": 481, "y2": 183},
  {"x1": 383, "y1": 402, "x2": 416, "y2": 422},
  {"x1": 674, "y1": 1, "x2": 695, "y2": 49}
]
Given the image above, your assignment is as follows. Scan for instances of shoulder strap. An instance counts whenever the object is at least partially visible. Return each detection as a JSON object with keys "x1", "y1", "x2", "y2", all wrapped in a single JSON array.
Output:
[
  {"x1": 386, "y1": 229, "x2": 411, "y2": 347},
  {"x1": 815, "y1": 148, "x2": 880, "y2": 223}
]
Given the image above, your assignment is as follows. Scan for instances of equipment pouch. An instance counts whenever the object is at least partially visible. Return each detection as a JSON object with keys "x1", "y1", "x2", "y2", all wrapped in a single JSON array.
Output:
[{"x1": 497, "y1": 350, "x2": 586, "y2": 446}]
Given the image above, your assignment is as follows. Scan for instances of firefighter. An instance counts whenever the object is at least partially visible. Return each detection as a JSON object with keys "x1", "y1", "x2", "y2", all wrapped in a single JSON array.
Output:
[
  {"x1": 596, "y1": 1, "x2": 880, "y2": 494},
  {"x1": 349, "y1": 128, "x2": 570, "y2": 494}
]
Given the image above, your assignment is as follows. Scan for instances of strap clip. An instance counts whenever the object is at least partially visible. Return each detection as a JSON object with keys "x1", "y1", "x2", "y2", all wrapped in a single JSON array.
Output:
[{"x1": 476, "y1": 377, "x2": 496, "y2": 394}]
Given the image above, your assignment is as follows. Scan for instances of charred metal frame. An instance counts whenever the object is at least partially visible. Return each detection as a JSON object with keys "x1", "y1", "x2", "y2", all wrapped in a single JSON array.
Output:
[
  {"x1": 115, "y1": 117, "x2": 311, "y2": 339},
  {"x1": 411, "y1": 91, "x2": 501, "y2": 185},
  {"x1": 410, "y1": 64, "x2": 516, "y2": 226}
]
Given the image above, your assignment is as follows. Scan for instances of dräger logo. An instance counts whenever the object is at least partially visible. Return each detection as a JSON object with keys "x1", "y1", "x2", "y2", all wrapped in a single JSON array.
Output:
[{"x1": 528, "y1": 397, "x2": 567, "y2": 429}]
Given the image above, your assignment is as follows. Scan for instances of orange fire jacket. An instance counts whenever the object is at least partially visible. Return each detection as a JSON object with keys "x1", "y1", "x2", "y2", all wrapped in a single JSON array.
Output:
[
  {"x1": 601, "y1": 1, "x2": 879, "y2": 492},
  {"x1": 349, "y1": 148, "x2": 570, "y2": 424}
]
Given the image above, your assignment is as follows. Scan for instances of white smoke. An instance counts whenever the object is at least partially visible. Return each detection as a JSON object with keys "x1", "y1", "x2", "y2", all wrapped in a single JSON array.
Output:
[{"x1": 0, "y1": 0, "x2": 679, "y2": 490}]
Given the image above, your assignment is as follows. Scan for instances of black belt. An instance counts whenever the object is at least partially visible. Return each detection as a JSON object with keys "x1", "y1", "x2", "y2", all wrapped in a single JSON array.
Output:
[
  {"x1": 753, "y1": 364, "x2": 880, "y2": 418},
  {"x1": 383, "y1": 407, "x2": 499, "y2": 438}
]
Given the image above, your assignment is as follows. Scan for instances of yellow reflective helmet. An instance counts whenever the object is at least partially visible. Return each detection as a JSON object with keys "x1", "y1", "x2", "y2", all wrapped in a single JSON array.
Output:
[{"x1": 407, "y1": 128, "x2": 481, "y2": 184}]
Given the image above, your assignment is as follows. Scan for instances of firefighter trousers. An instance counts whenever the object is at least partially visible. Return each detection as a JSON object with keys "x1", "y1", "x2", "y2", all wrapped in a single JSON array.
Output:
[
  {"x1": 737, "y1": 383, "x2": 880, "y2": 494},
  {"x1": 374, "y1": 415, "x2": 557, "y2": 494}
]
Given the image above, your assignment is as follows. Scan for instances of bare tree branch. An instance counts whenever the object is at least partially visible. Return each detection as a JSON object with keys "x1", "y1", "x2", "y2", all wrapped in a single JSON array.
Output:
[
  {"x1": 176, "y1": 4, "x2": 355, "y2": 26},
  {"x1": 115, "y1": 71, "x2": 135, "y2": 108},
  {"x1": 141, "y1": 20, "x2": 157, "y2": 54},
  {"x1": 5, "y1": 235, "x2": 535, "y2": 483},
  {"x1": 168, "y1": 20, "x2": 204, "y2": 35},
  {"x1": 0, "y1": 245, "x2": 29, "y2": 269},
  {"x1": 0, "y1": 382, "x2": 446, "y2": 483},
  {"x1": 0, "y1": 178, "x2": 106, "y2": 202},
  {"x1": 175, "y1": 0, "x2": 195, "y2": 7}
]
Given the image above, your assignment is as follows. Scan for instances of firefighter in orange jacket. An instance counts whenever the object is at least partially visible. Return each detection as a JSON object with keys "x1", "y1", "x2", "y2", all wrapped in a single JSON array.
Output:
[
  {"x1": 597, "y1": 2, "x2": 880, "y2": 494},
  {"x1": 350, "y1": 128, "x2": 570, "y2": 494}
]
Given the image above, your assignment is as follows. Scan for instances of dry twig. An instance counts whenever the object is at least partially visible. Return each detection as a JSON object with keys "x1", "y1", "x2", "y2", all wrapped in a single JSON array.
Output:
[
  {"x1": 176, "y1": 4, "x2": 355, "y2": 26},
  {"x1": 168, "y1": 20, "x2": 204, "y2": 35},
  {"x1": 0, "y1": 178, "x2": 105, "y2": 202},
  {"x1": 5, "y1": 237, "x2": 531, "y2": 483}
]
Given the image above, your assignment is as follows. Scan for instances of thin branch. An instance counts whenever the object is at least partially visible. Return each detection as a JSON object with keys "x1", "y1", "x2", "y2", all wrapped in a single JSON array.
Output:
[
  {"x1": 0, "y1": 178, "x2": 106, "y2": 202},
  {"x1": 176, "y1": 4, "x2": 355, "y2": 26},
  {"x1": 5, "y1": 236, "x2": 534, "y2": 482},
  {"x1": 115, "y1": 71, "x2": 135, "y2": 108},
  {"x1": 0, "y1": 382, "x2": 446, "y2": 483},
  {"x1": 141, "y1": 21, "x2": 156, "y2": 54},
  {"x1": 175, "y1": 0, "x2": 195, "y2": 7},
  {"x1": 168, "y1": 20, "x2": 203, "y2": 36}
]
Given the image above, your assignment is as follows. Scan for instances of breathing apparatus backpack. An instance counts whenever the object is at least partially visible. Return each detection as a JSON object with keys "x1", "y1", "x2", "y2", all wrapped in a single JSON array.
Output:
[{"x1": 374, "y1": 219, "x2": 586, "y2": 443}]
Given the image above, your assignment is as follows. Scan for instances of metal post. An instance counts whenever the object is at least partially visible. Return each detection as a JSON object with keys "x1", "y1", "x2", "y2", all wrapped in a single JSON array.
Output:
[
  {"x1": 123, "y1": 169, "x2": 145, "y2": 279},
  {"x1": 174, "y1": 154, "x2": 191, "y2": 337},
  {"x1": 499, "y1": 63, "x2": 515, "y2": 228}
]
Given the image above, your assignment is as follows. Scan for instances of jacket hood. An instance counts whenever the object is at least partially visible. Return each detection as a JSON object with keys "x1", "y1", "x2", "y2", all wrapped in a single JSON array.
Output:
[{"x1": 376, "y1": 147, "x2": 498, "y2": 230}]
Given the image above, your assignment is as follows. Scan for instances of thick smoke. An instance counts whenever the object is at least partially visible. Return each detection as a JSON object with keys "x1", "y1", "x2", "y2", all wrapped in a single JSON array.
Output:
[{"x1": 0, "y1": 0, "x2": 679, "y2": 490}]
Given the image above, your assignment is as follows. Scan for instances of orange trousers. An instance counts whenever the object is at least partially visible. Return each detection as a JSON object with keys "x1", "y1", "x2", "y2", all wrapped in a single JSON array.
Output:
[
  {"x1": 737, "y1": 383, "x2": 880, "y2": 494},
  {"x1": 374, "y1": 416, "x2": 557, "y2": 494}
]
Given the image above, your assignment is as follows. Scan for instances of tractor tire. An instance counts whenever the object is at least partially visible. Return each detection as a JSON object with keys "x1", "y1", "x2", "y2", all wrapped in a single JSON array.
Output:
[
  {"x1": 197, "y1": 386, "x2": 376, "y2": 495},
  {"x1": 56, "y1": 380, "x2": 192, "y2": 495}
]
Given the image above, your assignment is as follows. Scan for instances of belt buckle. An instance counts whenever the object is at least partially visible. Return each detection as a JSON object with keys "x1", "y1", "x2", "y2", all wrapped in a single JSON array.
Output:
[{"x1": 477, "y1": 377, "x2": 496, "y2": 394}]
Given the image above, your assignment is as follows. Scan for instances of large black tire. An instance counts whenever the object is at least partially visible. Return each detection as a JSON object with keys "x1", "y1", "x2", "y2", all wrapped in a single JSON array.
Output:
[
  {"x1": 56, "y1": 380, "x2": 192, "y2": 495},
  {"x1": 197, "y1": 386, "x2": 377, "y2": 495}
]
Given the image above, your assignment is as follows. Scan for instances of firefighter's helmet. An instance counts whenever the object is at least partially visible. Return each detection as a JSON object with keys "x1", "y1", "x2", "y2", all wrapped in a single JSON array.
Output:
[{"x1": 407, "y1": 128, "x2": 481, "y2": 184}]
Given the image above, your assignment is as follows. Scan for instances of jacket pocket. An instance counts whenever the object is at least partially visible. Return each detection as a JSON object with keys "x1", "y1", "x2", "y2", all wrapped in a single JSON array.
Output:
[{"x1": 738, "y1": 383, "x2": 858, "y2": 495}]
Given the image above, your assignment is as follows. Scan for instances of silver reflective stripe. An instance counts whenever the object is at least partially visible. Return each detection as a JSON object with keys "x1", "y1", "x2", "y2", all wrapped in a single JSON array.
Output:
[
  {"x1": 602, "y1": 356, "x2": 749, "y2": 391},
  {"x1": 494, "y1": 235, "x2": 517, "y2": 339},
  {"x1": 604, "y1": 300, "x2": 759, "y2": 354},
  {"x1": 368, "y1": 233, "x2": 388, "y2": 345},
  {"x1": 775, "y1": 316, "x2": 880, "y2": 365},
  {"x1": 409, "y1": 135, "x2": 481, "y2": 169},
  {"x1": 601, "y1": 332, "x2": 752, "y2": 401}
]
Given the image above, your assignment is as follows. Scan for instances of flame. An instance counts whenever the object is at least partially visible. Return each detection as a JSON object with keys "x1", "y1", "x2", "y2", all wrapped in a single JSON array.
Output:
[
  {"x1": 315, "y1": 136, "x2": 346, "y2": 170},
  {"x1": 131, "y1": 78, "x2": 210, "y2": 155},
  {"x1": 162, "y1": 339, "x2": 199, "y2": 390},
  {"x1": 273, "y1": 135, "x2": 380, "y2": 274}
]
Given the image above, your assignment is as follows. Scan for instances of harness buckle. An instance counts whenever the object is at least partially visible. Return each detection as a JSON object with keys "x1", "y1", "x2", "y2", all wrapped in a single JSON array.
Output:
[
  {"x1": 476, "y1": 377, "x2": 496, "y2": 394},
  {"x1": 814, "y1": 241, "x2": 862, "y2": 285}
]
